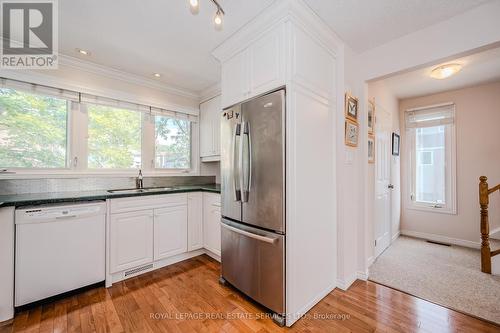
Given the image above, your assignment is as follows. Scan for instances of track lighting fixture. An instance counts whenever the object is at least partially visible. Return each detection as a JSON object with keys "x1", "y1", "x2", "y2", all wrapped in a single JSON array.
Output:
[{"x1": 188, "y1": 0, "x2": 225, "y2": 30}]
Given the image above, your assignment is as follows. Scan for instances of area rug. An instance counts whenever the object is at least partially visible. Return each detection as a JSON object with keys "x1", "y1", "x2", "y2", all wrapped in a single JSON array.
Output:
[{"x1": 369, "y1": 236, "x2": 500, "y2": 325}]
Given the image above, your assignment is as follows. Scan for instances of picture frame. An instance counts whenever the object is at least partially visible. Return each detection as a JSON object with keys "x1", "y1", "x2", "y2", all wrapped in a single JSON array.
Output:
[
  {"x1": 367, "y1": 99, "x2": 375, "y2": 134},
  {"x1": 345, "y1": 119, "x2": 359, "y2": 147},
  {"x1": 345, "y1": 93, "x2": 358, "y2": 122},
  {"x1": 392, "y1": 133, "x2": 400, "y2": 156},
  {"x1": 368, "y1": 134, "x2": 375, "y2": 163}
]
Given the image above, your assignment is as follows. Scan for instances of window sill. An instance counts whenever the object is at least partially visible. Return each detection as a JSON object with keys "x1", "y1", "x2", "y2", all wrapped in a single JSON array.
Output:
[
  {"x1": 407, "y1": 203, "x2": 457, "y2": 215},
  {"x1": 0, "y1": 169, "x2": 198, "y2": 179}
]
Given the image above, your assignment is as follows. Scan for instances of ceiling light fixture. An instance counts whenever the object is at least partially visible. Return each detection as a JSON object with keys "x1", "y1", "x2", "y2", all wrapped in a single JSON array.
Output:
[
  {"x1": 76, "y1": 48, "x2": 91, "y2": 56},
  {"x1": 214, "y1": 8, "x2": 223, "y2": 30},
  {"x1": 153, "y1": 73, "x2": 161, "y2": 78},
  {"x1": 188, "y1": 0, "x2": 225, "y2": 31},
  {"x1": 189, "y1": 0, "x2": 199, "y2": 15},
  {"x1": 430, "y1": 63, "x2": 462, "y2": 79}
]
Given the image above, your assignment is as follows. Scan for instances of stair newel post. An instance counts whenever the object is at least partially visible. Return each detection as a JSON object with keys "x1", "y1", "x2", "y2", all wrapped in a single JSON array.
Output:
[{"x1": 479, "y1": 176, "x2": 491, "y2": 274}]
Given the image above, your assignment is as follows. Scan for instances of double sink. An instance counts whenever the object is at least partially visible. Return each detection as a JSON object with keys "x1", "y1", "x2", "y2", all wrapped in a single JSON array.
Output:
[{"x1": 107, "y1": 187, "x2": 175, "y2": 194}]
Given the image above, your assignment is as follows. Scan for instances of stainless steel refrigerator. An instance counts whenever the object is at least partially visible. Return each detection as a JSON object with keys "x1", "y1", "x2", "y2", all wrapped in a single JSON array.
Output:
[{"x1": 220, "y1": 89, "x2": 285, "y2": 321}]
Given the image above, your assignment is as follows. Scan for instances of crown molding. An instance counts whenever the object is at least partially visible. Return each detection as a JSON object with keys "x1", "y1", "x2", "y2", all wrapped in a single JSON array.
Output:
[
  {"x1": 200, "y1": 83, "x2": 221, "y2": 103},
  {"x1": 58, "y1": 54, "x2": 200, "y2": 100},
  {"x1": 212, "y1": 0, "x2": 344, "y2": 62}
]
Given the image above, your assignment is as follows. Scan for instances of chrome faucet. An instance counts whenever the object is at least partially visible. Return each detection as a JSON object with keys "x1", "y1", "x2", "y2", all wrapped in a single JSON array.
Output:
[{"x1": 136, "y1": 169, "x2": 144, "y2": 189}]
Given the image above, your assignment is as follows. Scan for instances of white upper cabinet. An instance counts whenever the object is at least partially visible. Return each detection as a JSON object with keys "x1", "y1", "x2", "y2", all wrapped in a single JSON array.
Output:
[
  {"x1": 221, "y1": 51, "x2": 248, "y2": 109},
  {"x1": 110, "y1": 210, "x2": 154, "y2": 274},
  {"x1": 249, "y1": 26, "x2": 284, "y2": 97},
  {"x1": 154, "y1": 205, "x2": 188, "y2": 261},
  {"x1": 200, "y1": 95, "x2": 221, "y2": 160},
  {"x1": 187, "y1": 192, "x2": 203, "y2": 251},
  {"x1": 220, "y1": 26, "x2": 284, "y2": 109}
]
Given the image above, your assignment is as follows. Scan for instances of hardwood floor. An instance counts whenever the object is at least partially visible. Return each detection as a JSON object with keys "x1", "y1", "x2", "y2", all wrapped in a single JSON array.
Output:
[{"x1": 1, "y1": 255, "x2": 498, "y2": 333}]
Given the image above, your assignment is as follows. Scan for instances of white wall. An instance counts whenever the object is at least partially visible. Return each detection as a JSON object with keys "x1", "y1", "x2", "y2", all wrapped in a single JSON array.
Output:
[
  {"x1": 399, "y1": 81, "x2": 500, "y2": 246},
  {"x1": 344, "y1": 0, "x2": 500, "y2": 280}
]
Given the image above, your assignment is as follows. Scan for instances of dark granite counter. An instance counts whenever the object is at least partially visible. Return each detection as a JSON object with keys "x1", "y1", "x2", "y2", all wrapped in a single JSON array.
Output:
[{"x1": 0, "y1": 184, "x2": 220, "y2": 208}]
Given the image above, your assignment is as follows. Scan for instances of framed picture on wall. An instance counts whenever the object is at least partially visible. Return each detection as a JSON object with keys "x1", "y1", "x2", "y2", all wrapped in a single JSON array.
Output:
[
  {"x1": 345, "y1": 119, "x2": 359, "y2": 147},
  {"x1": 345, "y1": 93, "x2": 358, "y2": 122},
  {"x1": 368, "y1": 99, "x2": 375, "y2": 134},
  {"x1": 368, "y1": 134, "x2": 375, "y2": 163},
  {"x1": 392, "y1": 133, "x2": 400, "y2": 156}
]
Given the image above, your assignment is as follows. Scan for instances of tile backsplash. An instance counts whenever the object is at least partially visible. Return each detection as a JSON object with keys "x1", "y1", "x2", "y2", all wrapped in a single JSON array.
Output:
[{"x1": 0, "y1": 176, "x2": 216, "y2": 195}]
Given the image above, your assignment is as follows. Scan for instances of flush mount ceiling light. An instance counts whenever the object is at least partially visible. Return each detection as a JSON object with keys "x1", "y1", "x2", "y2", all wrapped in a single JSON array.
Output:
[
  {"x1": 430, "y1": 63, "x2": 462, "y2": 79},
  {"x1": 76, "y1": 48, "x2": 91, "y2": 56},
  {"x1": 188, "y1": 0, "x2": 225, "y2": 30},
  {"x1": 153, "y1": 73, "x2": 161, "y2": 78}
]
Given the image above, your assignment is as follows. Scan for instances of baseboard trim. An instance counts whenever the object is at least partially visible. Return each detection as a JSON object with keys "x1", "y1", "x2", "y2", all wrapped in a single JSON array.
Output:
[
  {"x1": 490, "y1": 226, "x2": 500, "y2": 240},
  {"x1": 336, "y1": 273, "x2": 357, "y2": 291},
  {"x1": 400, "y1": 230, "x2": 480, "y2": 249},
  {"x1": 356, "y1": 270, "x2": 368, "y2": 281},
  {"x1": 391, "y1": 231, "x2": 400, "y2": 242},
  {"x1": 203, "y1": 249, "x2": 221, "y2": 262},
  {"x1": 286, "y1": 283, "x2": 335, "y2": 327}
]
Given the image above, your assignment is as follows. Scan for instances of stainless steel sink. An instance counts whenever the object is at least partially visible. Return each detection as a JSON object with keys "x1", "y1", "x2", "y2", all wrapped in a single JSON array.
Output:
[
  {"x1": 143, "y1": 187, "x2": 174, "y2": 192},
  {"x1": 107, "y1": 187, "x2": 174, "y2": 194}
]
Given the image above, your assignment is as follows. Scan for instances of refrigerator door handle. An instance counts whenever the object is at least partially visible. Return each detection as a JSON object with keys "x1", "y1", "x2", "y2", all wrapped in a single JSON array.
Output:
[
  {"x1": 221, "y1": 222, "x2": 278, "y2": 244},
  {"x1": 233, "y1": 123, "x2": 242, "y2": 202},
  {"x1": 242, "y1": 121, "x2": 251, "y2": 203}
]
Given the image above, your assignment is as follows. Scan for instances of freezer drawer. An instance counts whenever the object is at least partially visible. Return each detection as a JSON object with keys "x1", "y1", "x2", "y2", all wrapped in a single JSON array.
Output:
[{"x1": 221, "y1": 218, "x2": 284, "y2": 314}]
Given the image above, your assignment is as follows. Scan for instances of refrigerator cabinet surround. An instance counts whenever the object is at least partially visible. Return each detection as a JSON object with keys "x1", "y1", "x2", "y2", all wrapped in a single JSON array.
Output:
[{"x1": 221, "y1": 218, "x2": 285, "y2": 314}]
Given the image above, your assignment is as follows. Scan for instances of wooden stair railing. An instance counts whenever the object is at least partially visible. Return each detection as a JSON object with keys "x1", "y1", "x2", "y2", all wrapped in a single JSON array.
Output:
[{"x1": 479, "y1": 176, "x2": 500, "y2": 273}]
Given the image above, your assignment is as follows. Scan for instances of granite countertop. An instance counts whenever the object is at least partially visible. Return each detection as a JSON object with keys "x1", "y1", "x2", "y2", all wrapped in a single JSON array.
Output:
[{"x1": 0, "y1": 184, "x2": 220, "y2": 208}]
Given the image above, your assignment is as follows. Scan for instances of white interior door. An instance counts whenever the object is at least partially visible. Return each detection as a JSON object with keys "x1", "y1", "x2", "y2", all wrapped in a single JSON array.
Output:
[{"x1": 374, "y1": 109, "x2": 392, "y2": 258}]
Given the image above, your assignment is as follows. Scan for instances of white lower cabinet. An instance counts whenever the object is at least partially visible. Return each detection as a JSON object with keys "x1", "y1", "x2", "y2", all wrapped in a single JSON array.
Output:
[
  {"x1": 110, "y1": 210, "x2": 154, "y2": 274},
  {"x1": 109, "y1": 192, "x2": 221, "y2": 281},
  {"x1": 187, "y1": 192, "x2": 203, "y2": 251},
  {"x1": 154, "y1": 205, "x2": 188, "y2": 260},
  {"x1": 203, "y1": 193, "x2": 222, "y2": 256}
]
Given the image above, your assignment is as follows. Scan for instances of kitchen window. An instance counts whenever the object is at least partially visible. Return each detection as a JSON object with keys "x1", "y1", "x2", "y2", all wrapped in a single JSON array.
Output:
[
  {"x1": 87, "y1": 104, "x2": 142, "y2": 169},
  {"x1": 406, "y1": 103, "x2": 456, "y2": 214},
  {"x1": 0, "y1": 78, "x2": 198, "y2": 176},
  {"x1": 0, "y1": 88, "x2": 69, "y2": 169},
  {"x1": 154, "y1": 115, "x2": 191, "y2": 169}
]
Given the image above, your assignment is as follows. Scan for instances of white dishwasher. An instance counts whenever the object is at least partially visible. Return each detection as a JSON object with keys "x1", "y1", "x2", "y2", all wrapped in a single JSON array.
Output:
[{"x1": 15, "y1": 201, "x2": 106, "y2": 306}]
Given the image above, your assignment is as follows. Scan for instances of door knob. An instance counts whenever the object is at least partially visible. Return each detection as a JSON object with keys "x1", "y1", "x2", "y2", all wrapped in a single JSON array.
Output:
[{"x1": 388, "y1": 184, "x2": 394, "y2": 189}]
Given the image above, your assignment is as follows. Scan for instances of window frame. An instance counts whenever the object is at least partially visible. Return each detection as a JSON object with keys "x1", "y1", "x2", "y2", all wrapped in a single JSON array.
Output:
[
  {"x1": 0, "y1": 84, "x2": 199, "y2": 178},
  {"x1": 406, "y1": 107, "x2": 457, "y2": 215}
]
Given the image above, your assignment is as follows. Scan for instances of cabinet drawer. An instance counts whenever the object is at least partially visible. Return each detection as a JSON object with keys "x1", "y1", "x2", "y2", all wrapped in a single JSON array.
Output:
[{"x1": 110, "y1": 193, "x2": 187, "y2": 214}]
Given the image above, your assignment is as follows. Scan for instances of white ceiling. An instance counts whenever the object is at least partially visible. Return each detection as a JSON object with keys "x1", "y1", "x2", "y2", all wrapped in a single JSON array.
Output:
[
  {"x1": 59, "y1": 0, "x2": 493, "y2": 95},
  {"x1": 304, "y1": 0, "x2": 492, "y2": 52},
  {"x1": 59, "y1": 0, "x2": 274, "y2": 94},
  {"x1": 373, "y1": 46, "x2": 500, "y2": 99}
]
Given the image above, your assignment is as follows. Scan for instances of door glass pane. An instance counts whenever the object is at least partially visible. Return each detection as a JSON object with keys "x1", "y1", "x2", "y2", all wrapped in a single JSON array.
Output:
[
  {"x1": 87, "y1": 104, "x2": 141, "y2": 168},
  {"x1": 415, "y1": 126, "x2": 445, "y2": 203},
  {"x1": 0, "y1": 88, "x2": 67, "y2": 168},
  {"x1": 155, "y1": 116, "x2": 191, "y2": 169}
]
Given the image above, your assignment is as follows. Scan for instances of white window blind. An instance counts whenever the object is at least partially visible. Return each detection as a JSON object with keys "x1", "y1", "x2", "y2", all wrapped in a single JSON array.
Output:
[
  {"x1": 0, "y1": 77, "x2": 198, "y2": 122},
  {"x1": 1, "y1": 78, "x2": 80, "y2": 102},
  {"x1": 405, "y1": 103, "x2": 455, "y2": 129}
]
